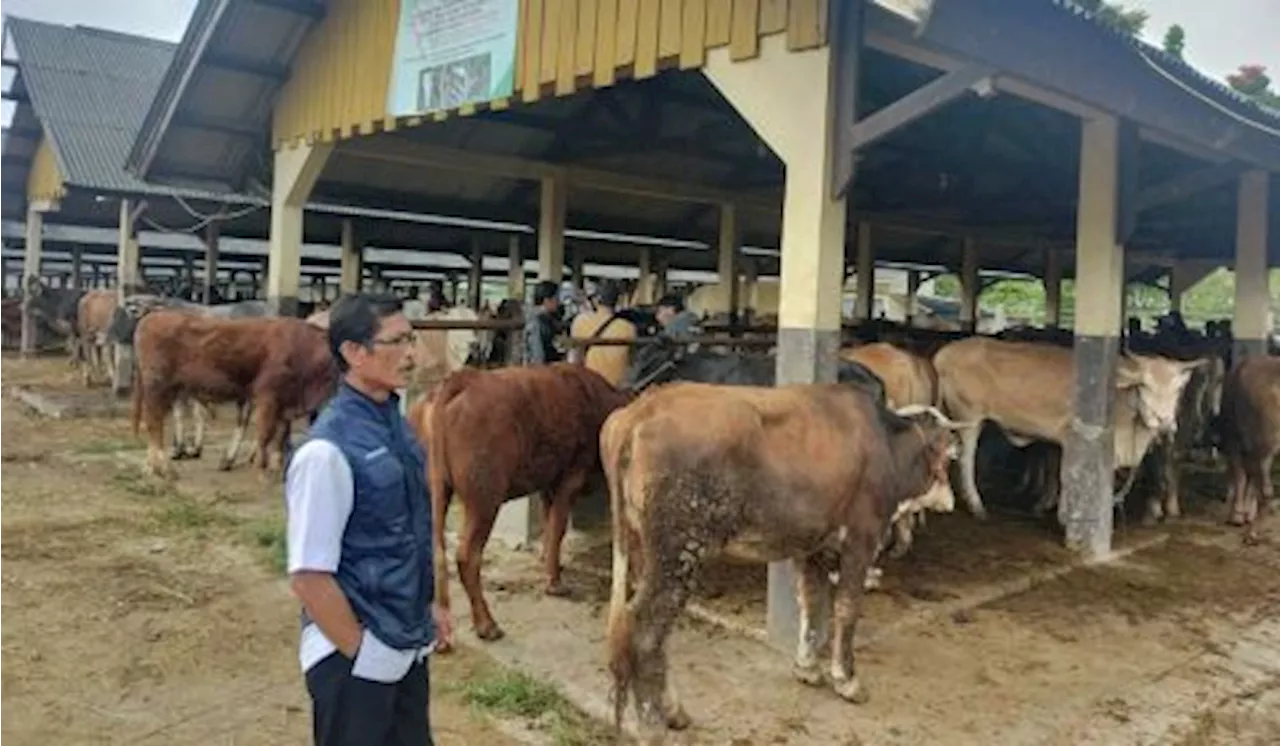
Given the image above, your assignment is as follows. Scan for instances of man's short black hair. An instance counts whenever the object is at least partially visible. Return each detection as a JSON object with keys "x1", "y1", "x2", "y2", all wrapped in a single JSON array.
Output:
[
  {"x1": 328, "y1": 292, "x2": 404, "y2": 372},
  {"x1": 533, "y1": 280, "x2": 560, "y2": 305},
  {"x1": 656, "y1": 293, "x2": 684, "y2": 312},
  {"x1": 595, "y1": 280, "x2": 621, "y2": 308}
]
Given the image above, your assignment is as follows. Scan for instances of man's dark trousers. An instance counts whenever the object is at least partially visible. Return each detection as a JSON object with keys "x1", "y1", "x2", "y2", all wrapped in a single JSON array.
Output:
[{"x1": 306, "y1": 651, "x2": 433, "y2": 746}]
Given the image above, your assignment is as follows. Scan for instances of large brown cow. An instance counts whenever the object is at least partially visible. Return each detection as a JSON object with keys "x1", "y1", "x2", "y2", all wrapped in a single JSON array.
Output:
[
  {"x1": 602, "y1": 382, "x2": 963, "y2": 744},
  {"x1": 409, "y1": 362, "x2": 631, "y2": 643},
  {"x1": 131, "y1": 312, "x2": 335, "y2": 477},
  {"x1": 1218, "y1": 356, "x2": 1280, "y2": 540},
  {"x1": 933, "y1": 337, "x2": 1203, "y2": 522},
  {"x1": 76, "y1": 290, "x2": 119, "y2": 386}
]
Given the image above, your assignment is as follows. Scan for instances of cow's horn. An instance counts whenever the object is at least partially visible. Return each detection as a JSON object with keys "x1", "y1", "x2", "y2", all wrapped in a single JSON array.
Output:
[{"x1": 895, "y1": 404, "x2": 973, "y2": 430}]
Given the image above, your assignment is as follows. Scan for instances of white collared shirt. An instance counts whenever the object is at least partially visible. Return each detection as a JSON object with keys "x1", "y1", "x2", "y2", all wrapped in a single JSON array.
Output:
[{"x1": 286, "y1": 439, "x2": 434, "y2": 683}]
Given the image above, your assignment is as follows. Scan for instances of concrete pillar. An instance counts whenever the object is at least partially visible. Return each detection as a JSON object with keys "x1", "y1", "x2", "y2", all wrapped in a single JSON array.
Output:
[
  {"x1": 1060, "y1": 115, "x2": 1125, "y2": 559},
  {"x1": 112, "y1": 198, "x2": 143, "y2": 393},
  {"x1": 635, "y1": 246, "x2": 655, "y2": 305},
  {"x1": 853, "y1": 221, "x2": 873, "y2": 321},
  {"x1": 339, "y1": 218, "x2": 362, "y2": 295},
  {"x1": 741, "y1": 257, "x2": 759, "y2": 314},
  {"x1": 117, "y1": 199, "x2": 142, "y2": 297},
  {"x1": 70, "y1": 246, "x2": 83, "y2": 290},
  {"x1": 20, "y1": 204, "x2": 48, "y2": 355},
  {"x1": 203, "y1": 222, "x2": 220, "y2": 304},
  {"x1": 1044, "y1": 247, "x2": 1062, "y2": 328},
  {"x1": 653, "y1": 256, "x2": 669, "y2": 299},
  {"x1": 267, "y1": 143, "x2": 332, "y2": 316},
  {"x1": 706, "y1": 32, "x2": 847, "y2": 651},
  {"x1": 718, "y1": 202, "x2": 739, "y2": 319},
  {"x1": 1232, "y1": 169, "x2": 1269, "y2": 360},
  {"x1": 906, "y1": 269, "x2": 921, "y2": 326},
  {"x1": 537, "y1": 175, "x2": 566, "y2": 281},
  {"x1": 1166, "y1": 260, "x2": 1214, "y2": 313},
  {"x1": 570, "y1": 250, "x2": 585, "y2": 291},
  {"x1": 959, "y1": 237, "x2": 979, "y2": 331},
  {"x1": 507, "y1": 234, "x2": 525, "y2": 301},
  {"x1": 468, "y1": 237, "x2": 483, "y2": 310}
]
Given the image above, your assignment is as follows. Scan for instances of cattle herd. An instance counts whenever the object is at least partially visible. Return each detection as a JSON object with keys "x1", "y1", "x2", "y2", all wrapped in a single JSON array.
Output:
[{"x1": 9, "y1": 278, "x2": 1280, "y2": 745}]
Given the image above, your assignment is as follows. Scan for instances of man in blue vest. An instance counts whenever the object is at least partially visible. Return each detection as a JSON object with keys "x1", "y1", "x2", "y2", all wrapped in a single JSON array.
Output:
[{"x1": 285, "y1": 292, "x2": 452, "y2": 746}]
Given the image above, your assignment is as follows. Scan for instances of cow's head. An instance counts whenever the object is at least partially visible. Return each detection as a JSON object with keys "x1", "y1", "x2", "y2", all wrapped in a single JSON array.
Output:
[
  {"x1": 1117, "y1": 352, "x2": 1206, "y2": 434},
  {"x1": 892, "y1": 405, "x2": 970, "y2": 515}
]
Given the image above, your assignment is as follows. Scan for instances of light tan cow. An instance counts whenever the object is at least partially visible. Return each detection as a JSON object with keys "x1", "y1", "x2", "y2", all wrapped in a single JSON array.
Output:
[
  {"x1": 408, "y1": 306, "x2": 493, "y2": 395},
  {"x1": 76, "y1": 290, "x2": 119, "y2": 386},
  {"x1": 933, "y1": 336, "x2": 1203, "y2": 521}
]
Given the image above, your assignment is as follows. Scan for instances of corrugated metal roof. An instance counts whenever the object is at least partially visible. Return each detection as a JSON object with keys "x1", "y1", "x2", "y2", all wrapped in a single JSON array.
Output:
[{"x1": 5, "y1": 16, "x2": 259, "y2": 203}]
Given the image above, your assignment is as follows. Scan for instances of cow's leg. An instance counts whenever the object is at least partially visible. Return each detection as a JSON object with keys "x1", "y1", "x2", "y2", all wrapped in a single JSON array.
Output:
[
  {"x1": 218, "y1": 401, "x2": 252, "y2": 471},
  {"x1": 144, "y1": 394, "x2": 176, "y2": 479},
  {"x1": 170, "y1": 399, "x2": 188, "y2": 460},
  {"x1": 1243, "y1": 451, "x2": 1274, "y2": 542},
  {"x1": 793, "y1": 554, "x2": 833, "y2": 687},
  {"x1": 540, "y1": 469, "x2": 587, "y2": 597},
  {"x1": 887, "y1": 514, "x2": 915, "y2": 559},
  {"x1": 186, "y1": 402, "x2": 206, "y2": 460},
  {"x1": 830, "y1": 532, "x2": 877, "y2": 704},
  {"x1": 1226, "y1": 451, "x2": 1249, "y2": 526},
  {"x1": 252, "y1": 397, "x2": 282, "y2": 475},
  {"x1": 956, "y1": 426, "x2": 987, "y2": 519},
  {"x1": 455, "y1": 501, "x2": 504, "y2": 640}
]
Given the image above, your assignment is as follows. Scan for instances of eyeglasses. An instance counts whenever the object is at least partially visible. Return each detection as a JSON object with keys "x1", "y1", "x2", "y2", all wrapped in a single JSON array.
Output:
[{"x1": 369, "y1": 332, "x2": 414, "y2": 347}]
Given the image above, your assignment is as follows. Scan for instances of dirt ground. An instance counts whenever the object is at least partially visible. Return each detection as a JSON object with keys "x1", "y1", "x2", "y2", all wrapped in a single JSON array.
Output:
[
  {"x1": 0, "y1": 354, "x2": 609, "y2": 746},
  {"x1": 5, "y1": 353, "x2": 1279, "y2": 746}
]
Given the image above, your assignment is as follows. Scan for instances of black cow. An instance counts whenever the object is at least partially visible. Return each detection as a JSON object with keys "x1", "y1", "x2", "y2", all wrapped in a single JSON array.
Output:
[
  {"x1": 623, "y1": 339, "x2": 887, "y2": 405},
  {"x1": 22, "y1": 278, "x2": 87, "y2": 356}
]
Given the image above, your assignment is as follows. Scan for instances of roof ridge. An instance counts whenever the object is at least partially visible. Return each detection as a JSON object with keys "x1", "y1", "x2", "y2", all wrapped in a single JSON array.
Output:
[
  {"x1": 1050, "y1": 0, "x2": 1280, "y2": 125},
  {"x1": 7, "y1": 15, "x2": 177, "y2": 52}
]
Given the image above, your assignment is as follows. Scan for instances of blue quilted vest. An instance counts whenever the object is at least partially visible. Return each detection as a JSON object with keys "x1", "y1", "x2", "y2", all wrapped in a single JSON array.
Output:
[{"x1": 293, "y1": 381, "x2": 436, "y2": 650}]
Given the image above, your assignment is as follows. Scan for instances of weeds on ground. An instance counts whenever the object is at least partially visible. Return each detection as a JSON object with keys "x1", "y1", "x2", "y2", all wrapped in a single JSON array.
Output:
[
  {"x1": 70, "y1": 438, "x2": 145, "y2": 455},
  {"x1": 453, "y1": 667, "x2": 602, "y2": 746},
  {"x1": 248, "y1": 517, "x2": 288, "y2": 575}
]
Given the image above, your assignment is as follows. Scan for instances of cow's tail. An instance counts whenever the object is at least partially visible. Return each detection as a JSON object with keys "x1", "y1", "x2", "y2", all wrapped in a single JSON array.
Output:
[
  {"x1": 425, "y1": 370, "x2": 479, "y2": 628},
  {"x1": 129, "y1": 349, "x2": 143, "y2": 438},
  {"x1": 602, "y1": 411, "x2": 636, "y2": 735}
]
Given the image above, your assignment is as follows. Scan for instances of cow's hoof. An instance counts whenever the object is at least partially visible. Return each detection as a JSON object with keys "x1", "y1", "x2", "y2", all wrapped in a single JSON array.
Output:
[
  {"x1": 433, "y1": 639, "x2": 455, "y2": 655},
  {"x1": 186, "y1": 449, "x2": 203, "y2": 461},
  {"x1": 664, "y1": 705, "x2": 692, "y2": 731},
  {"x1": 216, "y1": 460, "x2": 234, "y2": 472},
  {"x1": 792, "y1": 661, "x2": 823, "y2": 687},
  {"x1": 833, "y1": 675, "x2": 870, "y2": 704},
  {"x1": 475, "y1": 623, "x2": 506, "y2": 642},
  {"x1": 1141, "y1": 512, "x2": 1160, "y2": 527},
  {"x1": 169, "y1": 449, "x2": 187, "y2": 461},
  {"x1": 544, "y1": 581, "x2": 572, "y2": 598},
  {"x1": 1226, "y1": 513, "x2": 1248, "y2": 527}
]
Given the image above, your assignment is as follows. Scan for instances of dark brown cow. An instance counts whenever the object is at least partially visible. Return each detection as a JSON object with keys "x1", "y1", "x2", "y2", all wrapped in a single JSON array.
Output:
[
  {"x1": 131, "y1": 311, "x2": 335, "y2": 478},
  {"x1": 410, "y1": 362, "x2": 631, "y2": 643},
  {"x1": 1218, "y1": 356, "x2": 1280, "y2": 540},
  {"x1": 602, "y1": 382, "x2": 963, "y2": 744}
]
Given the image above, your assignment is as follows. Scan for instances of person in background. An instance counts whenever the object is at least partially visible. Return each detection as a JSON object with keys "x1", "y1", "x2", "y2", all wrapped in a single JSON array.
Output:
[
  {"x1": 285, "y1": 292, "x2": 451, "y2": 746},
  {"x1": 568, "y1": 279, "x2": 637, "y2": 387},
  {"x1": 524, "y1": 280, "x2": 564, "y2": 364},
  {"x1": 655, "y1": 293, "x2": 700, "y2": 340}
]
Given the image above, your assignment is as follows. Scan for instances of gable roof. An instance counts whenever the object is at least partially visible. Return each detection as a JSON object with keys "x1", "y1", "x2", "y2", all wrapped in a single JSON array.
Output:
[{"x1": 1, "y1": 16, "x2": 261, "y2": 205}]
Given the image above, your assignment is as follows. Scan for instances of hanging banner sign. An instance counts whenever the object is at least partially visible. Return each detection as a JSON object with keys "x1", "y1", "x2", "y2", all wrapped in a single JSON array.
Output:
[{"x1": 387, "y1": 0, "x2": 519, "y2": 118}]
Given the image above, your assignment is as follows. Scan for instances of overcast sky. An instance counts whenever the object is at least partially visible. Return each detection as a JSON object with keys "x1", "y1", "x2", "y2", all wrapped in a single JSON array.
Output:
[{"x1": 1, "y1": 0, "x2": 1275, "y2": 127}]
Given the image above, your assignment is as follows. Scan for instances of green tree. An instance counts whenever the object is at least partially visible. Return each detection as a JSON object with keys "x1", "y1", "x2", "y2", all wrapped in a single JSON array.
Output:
[{"x1": 1161, "y1": 24, "x2": 1186, "y2": 59}]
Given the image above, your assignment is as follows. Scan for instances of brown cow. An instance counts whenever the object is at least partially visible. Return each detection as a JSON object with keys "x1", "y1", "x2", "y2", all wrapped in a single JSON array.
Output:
[
  {"x1": 1218, "y1": 356, "x2": 1280, "y2": 540},
  {"x1": 602, "y1": 382, "x2": 963, "y2": 744},
  {"x1": 410, "y1": 362, "x2": 631, "y2": 642},
  {"x1": 131, "y1": 312, "x2": 335, "y2": 477},
  {"x1": 840, "y1": 341, "x2": 940, "y2": 558},
  {"x1": 76, "y1": 290, "x2": 119, "y2": 386}
]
